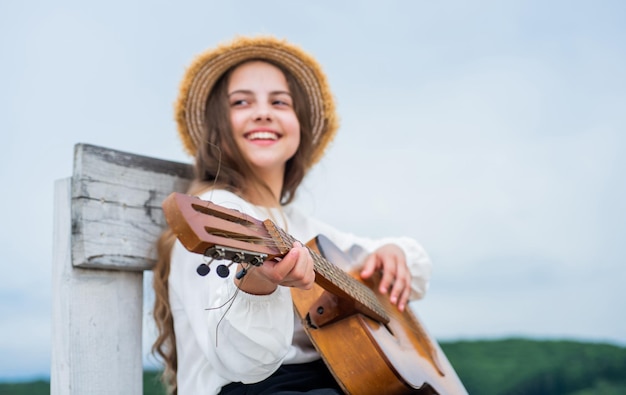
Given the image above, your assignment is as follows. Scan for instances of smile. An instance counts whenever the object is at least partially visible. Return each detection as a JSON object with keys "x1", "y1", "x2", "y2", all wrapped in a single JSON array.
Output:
[{"x1": 244, "y1": 131, "x2": 280, "y2": 141}]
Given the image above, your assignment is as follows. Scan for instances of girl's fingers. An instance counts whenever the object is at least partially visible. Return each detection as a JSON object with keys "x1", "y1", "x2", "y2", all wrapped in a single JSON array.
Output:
[{"x1": 360, "y1": 254, "x2": 378, "y2": 279}]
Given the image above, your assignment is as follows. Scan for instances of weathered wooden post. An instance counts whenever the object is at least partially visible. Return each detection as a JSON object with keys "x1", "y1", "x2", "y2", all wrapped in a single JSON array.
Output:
[{"x1": 51, "y1": 144, "x2": 192, "y2": 394}]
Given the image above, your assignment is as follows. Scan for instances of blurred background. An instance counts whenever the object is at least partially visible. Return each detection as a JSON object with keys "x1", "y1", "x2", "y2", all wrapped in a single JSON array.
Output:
[{"x1": 1, "y1": 0, "x2": 624, "y2": 382}]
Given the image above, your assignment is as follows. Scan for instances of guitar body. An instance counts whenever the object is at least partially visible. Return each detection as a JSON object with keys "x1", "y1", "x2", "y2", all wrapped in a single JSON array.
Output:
[{"x1": 291, "y1": 235, "x2": 467, "y2": 395}]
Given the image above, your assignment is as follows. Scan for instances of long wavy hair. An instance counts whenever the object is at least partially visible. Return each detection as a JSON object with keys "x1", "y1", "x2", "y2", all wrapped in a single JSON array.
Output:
[{"x1": 151, "y1": 59, "x2": 314, "y2": 394}]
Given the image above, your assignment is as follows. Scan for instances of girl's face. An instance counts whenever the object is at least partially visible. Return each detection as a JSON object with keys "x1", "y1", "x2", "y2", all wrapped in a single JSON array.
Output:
[{"x1": 228, "y1": 61, "x2": 300, "y2": 180}]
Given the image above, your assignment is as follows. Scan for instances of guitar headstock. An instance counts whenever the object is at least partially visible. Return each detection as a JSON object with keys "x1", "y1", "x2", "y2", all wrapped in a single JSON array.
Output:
[{"x1": 162, "y1": 192, "x2": 289, "y2": 265}]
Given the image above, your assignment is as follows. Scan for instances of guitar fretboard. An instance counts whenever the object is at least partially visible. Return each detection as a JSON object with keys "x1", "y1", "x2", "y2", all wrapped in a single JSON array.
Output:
[{"x1": 264, "y1": 220, "x2": 390, "y2": 324}]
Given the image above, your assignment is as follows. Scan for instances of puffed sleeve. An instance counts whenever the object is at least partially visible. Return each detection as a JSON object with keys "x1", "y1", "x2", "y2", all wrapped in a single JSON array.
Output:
[{"x1": 168, "y1": 190, "x2": 295, "y2": 383}]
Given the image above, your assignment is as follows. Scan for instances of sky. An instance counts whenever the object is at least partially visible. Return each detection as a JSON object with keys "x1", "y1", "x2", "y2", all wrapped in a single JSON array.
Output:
[{"x1": 1, "y1": 0, "x2": 625, "y2": 381}]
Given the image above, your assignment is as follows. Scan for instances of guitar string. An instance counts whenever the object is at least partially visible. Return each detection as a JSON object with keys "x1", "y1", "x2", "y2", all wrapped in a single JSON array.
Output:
[
  {"x1": 205, "y1": 225, "x2": 394, "y2": 330},
  {"x1": 209, "y1": 220, "x2": 382, "y2": 306},
  {"x1": 273, "y1": 226, "x2": 389, "y2": 320},
  {"x1": 204, "y1": 263, "x2": 252, "y2": 348},
  {"x1": 206, "y1": 216, "x2": 388, "y2": 321}
]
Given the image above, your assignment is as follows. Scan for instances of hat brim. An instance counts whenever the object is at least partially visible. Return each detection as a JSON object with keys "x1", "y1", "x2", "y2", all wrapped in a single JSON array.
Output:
[{"x1": 175, "y1": 36, "x2": 338, "y2": 167}]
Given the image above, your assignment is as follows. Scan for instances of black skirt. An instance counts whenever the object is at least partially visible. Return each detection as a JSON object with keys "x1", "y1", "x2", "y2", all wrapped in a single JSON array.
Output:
[{"x1": 219, "y1": 359, "x2": 343, "y2": 395}]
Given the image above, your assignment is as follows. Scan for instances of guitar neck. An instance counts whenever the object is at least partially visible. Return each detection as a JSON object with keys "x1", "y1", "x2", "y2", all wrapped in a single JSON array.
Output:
[{"x1": 264, "y1": 220, "x2": 390, "y2": 324}]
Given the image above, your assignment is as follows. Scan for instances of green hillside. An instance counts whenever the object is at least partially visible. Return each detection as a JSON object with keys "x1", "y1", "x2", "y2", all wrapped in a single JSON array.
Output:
[
  {"x1": 1, "y1": 338, "x2": 625, "y2": 395},
  {"x1": 441, "y1": 338, "x2": 626, "y2": 394}
]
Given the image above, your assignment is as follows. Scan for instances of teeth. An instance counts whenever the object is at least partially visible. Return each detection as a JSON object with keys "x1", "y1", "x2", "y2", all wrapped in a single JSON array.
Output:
[{"x1": 247, "y1": 131, "x2": 278, "y2": 141}]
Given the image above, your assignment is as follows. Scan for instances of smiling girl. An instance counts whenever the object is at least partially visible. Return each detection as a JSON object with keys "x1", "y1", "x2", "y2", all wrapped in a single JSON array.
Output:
[{"x1": 152, "y1": 36, "x2": 432, "y2": 394}]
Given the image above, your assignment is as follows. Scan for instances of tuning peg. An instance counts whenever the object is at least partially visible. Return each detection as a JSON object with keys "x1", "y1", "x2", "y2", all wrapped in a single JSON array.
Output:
[
  {"x1": 236, "y1": 267, "x2": 248, "y2": 280},
  {"x1": 232, "y1": 251, "x2": 245, "y2": 263},
  {"x1": 249, "y1": 255, "x2": 264, "y2": 266},
  {"x1": 206, "y1": 247, "x2": 226, "y2": 260},
  {"x1": 216, "y1": 264, "x2": 231, "y2": 278},
  {"x1": 196, "y1": 263, "x2": 211, "y2": 276}
]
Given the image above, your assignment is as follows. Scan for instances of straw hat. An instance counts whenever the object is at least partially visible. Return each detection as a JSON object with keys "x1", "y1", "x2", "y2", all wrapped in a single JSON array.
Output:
[{"x1": 175, "y1": 35, "x2": 339, "y2": 167}]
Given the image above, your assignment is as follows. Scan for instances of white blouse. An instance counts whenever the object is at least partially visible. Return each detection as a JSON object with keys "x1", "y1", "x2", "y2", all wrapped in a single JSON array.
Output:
[{"x1": 168, "y1": 189, "x2": 432, "y2": 394}]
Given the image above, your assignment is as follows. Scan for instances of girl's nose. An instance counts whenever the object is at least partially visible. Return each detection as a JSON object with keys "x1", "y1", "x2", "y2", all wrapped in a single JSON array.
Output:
[{"x1": 253, "y1": 105, "x2": 273, "y2": 121}]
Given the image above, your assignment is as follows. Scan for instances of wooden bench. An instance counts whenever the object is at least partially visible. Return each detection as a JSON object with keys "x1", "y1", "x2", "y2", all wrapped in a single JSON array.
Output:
[{"x1": 51, "y1": 143, "x2": 193, "y2": 394}]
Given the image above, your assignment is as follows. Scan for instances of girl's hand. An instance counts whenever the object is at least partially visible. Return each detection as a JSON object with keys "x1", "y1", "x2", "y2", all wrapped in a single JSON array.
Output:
[
  {"x1": 235, "y1": 241, "x2": 315, "y2": 295},
  {"x1": 360, "y1": 244, "x2": 412, "y2": 312}
]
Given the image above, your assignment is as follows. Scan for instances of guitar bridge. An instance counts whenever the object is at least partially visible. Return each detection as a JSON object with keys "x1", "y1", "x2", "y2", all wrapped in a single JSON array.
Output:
[{"x1": 306, "y1": 290, "x2": 359, "y2": 328}]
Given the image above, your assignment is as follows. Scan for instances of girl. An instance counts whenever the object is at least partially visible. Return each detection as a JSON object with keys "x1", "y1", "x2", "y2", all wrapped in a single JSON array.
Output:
[{"x1": 152, "y1": 36, "x2": 432, "y2": 394}]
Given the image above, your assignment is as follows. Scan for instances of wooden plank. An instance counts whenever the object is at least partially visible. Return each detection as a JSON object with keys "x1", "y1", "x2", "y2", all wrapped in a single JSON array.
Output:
[
  {"x1": 51, "y1": 145, "x2": 193, "y2": 393},
  {"x1": 71, "y1": 144, "x2": 193, "y2": 270},
  {"x1": 52, "y1": 178, "x2": 144, "y2": 394}
]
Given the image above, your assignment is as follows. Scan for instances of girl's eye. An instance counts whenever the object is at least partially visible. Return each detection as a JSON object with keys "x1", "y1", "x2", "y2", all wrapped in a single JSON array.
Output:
[
  {"x1": 231, "y1": 99, "x2": 248, "y2": 106},
  {"x1": 272, "y1": 98, "x2": 292, "y2": 106}
]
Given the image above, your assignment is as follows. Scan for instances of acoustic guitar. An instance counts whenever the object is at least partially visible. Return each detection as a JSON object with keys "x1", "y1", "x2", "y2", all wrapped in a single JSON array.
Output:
[{"x1": 162, "y1": 192, "x2": 468, "y2": 395}]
